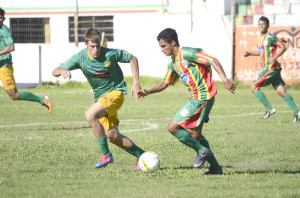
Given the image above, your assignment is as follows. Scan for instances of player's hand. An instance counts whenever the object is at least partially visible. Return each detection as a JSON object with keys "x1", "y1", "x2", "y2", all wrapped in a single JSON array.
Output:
[
  {"x1": 224, "y1": 79, "x2": 236, "y2": 94},
  {"x1": 131, "y1": 83, "x2": 142, "y2": 102},
  {"x1": 244, "y1": 51, "x2": 250, "y2": 57},
  {"x1": 61, "y1": 70, "x2": 71, "y2": 79},
  {"x1": 136, "y1": 89, "x2": 148, "y2": 100}
]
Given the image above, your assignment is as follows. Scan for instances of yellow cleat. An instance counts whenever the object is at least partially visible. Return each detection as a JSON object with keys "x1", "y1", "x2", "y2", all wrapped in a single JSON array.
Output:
[{"x1": 42, "y1": 96, "x2": 52, "y2": 114}]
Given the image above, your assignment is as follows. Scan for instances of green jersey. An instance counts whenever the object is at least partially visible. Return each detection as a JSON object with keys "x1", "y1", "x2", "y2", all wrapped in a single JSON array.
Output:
[
  {"x1": 0, "y1": 24, "x2": 14, "y2": 67},
  {"x1": 60, "y1": 47, "x2": 133, "y2": 101}
]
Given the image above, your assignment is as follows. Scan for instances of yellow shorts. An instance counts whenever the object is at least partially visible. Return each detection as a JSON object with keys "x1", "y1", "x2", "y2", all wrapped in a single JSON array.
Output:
[
  {"x1": 0, "y1": 66, "x2": 17, "y2": 90},
  {"x1": 97, "y1": 90, "x2": 124, "y2": 132}
]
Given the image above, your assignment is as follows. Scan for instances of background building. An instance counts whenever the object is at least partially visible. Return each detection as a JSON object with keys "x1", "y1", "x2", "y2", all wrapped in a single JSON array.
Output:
[{"x1": 1, "y1": 0, "x2": 299, "y2": 87}]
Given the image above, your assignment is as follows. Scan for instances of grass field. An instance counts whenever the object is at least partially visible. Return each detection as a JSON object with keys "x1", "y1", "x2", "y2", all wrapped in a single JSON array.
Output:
[{"x1": 0, "y1": 77, "x2": 299, "y2": 198}]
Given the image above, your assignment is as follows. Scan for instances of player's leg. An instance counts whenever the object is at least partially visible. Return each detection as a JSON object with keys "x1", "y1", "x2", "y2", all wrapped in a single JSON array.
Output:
[
  {"x1": 252, "y1": 69, "x2": 276, "y2": 119},
  {"x1": 1, "y1": 66, "x2": 52, "y2": 113},
  {"x1": 188, "y1": 126, "x2": 222, "y2": 174},
  {"x1": 106, "y1": 125, "x2": 145, "y2": 170},
  {"x1": 274, "y1": 78, "x2": 299, "y2": 122},
  {"x1": 85, "y1": 101, "x2": 112, "y2": 168},
  {"x1": 168, "y1": 120, "x2": 207, "y2": 155},
  {"x1": 170, "y1": 98, "x2": 216, "y2": 168}
]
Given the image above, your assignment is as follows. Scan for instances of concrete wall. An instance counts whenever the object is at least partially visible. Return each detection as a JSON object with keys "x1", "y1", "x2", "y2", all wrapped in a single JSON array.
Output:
[{"x1": 1, "y1": 0, "x2": 233, "y2": 86}]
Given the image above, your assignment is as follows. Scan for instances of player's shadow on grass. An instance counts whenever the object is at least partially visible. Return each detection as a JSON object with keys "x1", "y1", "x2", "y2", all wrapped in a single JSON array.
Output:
[
  {"x1": 232, "y1": 169, "x2": 300, "y2": 175},
  {"x1": 160, "y1": 166, "x2": 194, "y2": 170},
  {"x1": 24, "y1": 126, "x2": 91, "y2": 131}
]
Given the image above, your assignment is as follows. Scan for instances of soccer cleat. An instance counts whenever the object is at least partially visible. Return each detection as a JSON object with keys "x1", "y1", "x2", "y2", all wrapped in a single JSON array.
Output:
[
  {"x1": 42, "y1": 96, "x2": 52, "y2": 114},
  {"x1": 132, "y1": 159, "x2": 141, "y2": 171},
  {"x1": 193, "y1": 148, "x2": 212, "y2": 168},
  {"x1": 293, "y1": 113, "x2": 299, "y2": 123},
  {"x1": 95, "y1": 153, "x2": 113, "y2": 168},
  {"x1": 262, "y1": 108, "x2": 276, "y2": 120},
  {"x1": 202, "y1": 166, "x2": 223, "y2": 175}
]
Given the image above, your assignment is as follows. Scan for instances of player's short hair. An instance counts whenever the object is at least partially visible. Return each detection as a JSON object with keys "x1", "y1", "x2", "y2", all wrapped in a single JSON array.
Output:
[
  {"x1": 259, "y1": 16, "x2": 269, "y2": 26},
  {"x1": 157, "y1": 28, "x2": 180, "y2": 46},
  {"x1": 84, "y1": 28, "x2": 101, "y2": 44},
  {"x1": 0, "y1": 7, "x2": 5, "y2": 16}
]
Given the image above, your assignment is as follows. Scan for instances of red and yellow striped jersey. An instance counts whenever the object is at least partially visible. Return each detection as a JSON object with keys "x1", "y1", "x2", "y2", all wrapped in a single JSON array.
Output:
[
  {"x1": 257, "y1": 32, "x2": 286, "y2": 70},
  {"x1": 163, "y1": 46, "x2": 217, "y2": 100}
]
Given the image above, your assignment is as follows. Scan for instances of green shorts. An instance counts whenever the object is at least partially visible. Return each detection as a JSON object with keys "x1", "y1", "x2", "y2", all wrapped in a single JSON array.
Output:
[
  {"x1": 253, "y1": 68, "x2": 285, "y2": 89},
  {"x1": 173, "y1": 97, "x2": 215, "y2": 130}
]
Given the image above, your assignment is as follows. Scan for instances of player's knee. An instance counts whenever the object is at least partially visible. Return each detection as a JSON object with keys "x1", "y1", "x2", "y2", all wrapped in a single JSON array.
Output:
[
  {"x1": 106, "y1": 131, "x2": 119, "y2": 143},
  {"x1": 251, "y1": 85, "x2": 258, "y2": 93},
  {"x1": 8, "y1": 93, "x2": 19, "y2": 100},
  {"x1": 167, "y1": 121, "x2": 180, "y2": 135},
  {"x1": 84, "y1": 111, "x2": 94, "y2": 123}
]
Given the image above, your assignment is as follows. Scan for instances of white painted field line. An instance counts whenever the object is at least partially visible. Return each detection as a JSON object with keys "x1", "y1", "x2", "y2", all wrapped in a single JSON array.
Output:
[
  {"x1": 0, "y1": 122, "x2": 159, "y2": 141},
  {"x1": 0, "y1": 122, "x2": 86, "y2": 128},
  {"x1": 0, "y1": 111, "x2": 292, "y2": 129}
]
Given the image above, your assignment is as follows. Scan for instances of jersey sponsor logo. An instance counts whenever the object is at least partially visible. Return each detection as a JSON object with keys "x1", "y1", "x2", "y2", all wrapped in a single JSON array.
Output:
[
  {"x1": 180, "y1": 71, "x2": 189, "y2": 84},
  {"x1": 92, "y1": 70, "x2": 111, "y2": 78},
  {"x1": 258, "y1": 46, "x2": 263, "y2": 54},
  {"x1": 6, "y1": 79, "x2": 12, "y2": 85},
  {"x1": 197, "y1": 56, "x2": 208, "y2": 64}
]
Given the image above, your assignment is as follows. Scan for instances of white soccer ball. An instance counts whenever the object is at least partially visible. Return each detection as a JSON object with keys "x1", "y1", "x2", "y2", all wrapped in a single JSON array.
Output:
[{"x1": 139, "y1": 151, "x2": 160, "y2": 172}]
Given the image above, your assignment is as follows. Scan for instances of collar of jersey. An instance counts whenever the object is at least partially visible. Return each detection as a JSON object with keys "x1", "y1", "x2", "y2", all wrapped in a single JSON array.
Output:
[
  {"x1": 87, "y1": 47, "x2": 102, "y2": 60},
  {"x1": 174, "y1": 46, "x2": 182, "y2": 61}
]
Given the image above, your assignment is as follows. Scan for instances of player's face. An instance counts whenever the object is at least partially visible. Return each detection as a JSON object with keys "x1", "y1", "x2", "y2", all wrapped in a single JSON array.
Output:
[
  {"x1": 86, "y1": 41, "x2": 101, "y2": 59},
  {"x1": 158, "y1": 39, "x2": 176, "y2": 57},
  {"x1": 0, "y1": 15, "x2": 5, "y2": 27},
  {"x1": 258, "y1": 20, "x2": 269, "y2": 34}
]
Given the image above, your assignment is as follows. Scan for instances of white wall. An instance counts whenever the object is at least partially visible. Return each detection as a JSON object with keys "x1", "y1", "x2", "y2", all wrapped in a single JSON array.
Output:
[{"x1": 1, "y1": 0, "x2": 233, "y2": 85}]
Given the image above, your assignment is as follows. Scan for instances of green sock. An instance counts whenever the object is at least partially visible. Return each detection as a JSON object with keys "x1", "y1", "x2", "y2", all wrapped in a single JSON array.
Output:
[
  {"x1": 254, "y1": 90, "x2": 272, "y2": 111},
  {"x1": 97, "y1": 136, "x2": 110, "y2": 155},
  {"x1": 174, "y1": 129, "x2": 206, "y2": 156},
  {"x1": 126, "y1": 143, "x2": 145, "y2": 159},
  {"x1": 199, "y1": 136, "x2": 220, "y2": 168},
  {"x1": 18, "y1": 92, "x2": 44, "y2": 104},
  {"x1": 283, "y1": 94, "x2": 299, "y2": 115}
]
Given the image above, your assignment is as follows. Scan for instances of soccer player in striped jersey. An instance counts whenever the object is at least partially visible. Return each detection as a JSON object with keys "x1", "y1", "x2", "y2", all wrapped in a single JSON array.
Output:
[
  {"x1": 244, "y1": 16, "x2": 299, "y2": 122},
  {"x1": 0, "y1": 7, "x2": 52, "y2": 113},
  {"x1": 137, "y1": 28, "x2": 236, "y2": 174}
]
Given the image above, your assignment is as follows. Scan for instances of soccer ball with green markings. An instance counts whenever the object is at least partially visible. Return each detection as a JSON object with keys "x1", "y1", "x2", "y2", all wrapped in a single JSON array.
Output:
[{"x1": 139, "y1": 151, "x2": 160, "y2": 172}]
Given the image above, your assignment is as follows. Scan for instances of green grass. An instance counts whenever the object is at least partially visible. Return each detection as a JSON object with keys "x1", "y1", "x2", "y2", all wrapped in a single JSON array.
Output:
[{"x1": 0, "y1": 76, "x2": 299, "y2": 198}]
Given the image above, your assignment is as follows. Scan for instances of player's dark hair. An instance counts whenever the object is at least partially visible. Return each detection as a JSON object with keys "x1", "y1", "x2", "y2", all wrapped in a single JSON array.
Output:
[
  {"x1": 84, "y1": 28, "x2": 101, "y2": 44},
  {"x1": 157, "y1": 28, "x2": 180, "y2": 46},
  {"x1": 259, "y1": 16, "x2": 269, "y2": 26},
  {"x1": 0, "y1": 7, "x2": 5, "y2": 16}
]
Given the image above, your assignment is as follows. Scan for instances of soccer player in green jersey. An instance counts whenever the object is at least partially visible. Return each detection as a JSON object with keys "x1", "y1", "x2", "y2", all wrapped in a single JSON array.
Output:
[
  {"x1": 137, "y1": 28, "x2": 236, "y2": 174},
  {"x1": 0, "y1": 7, "x2": 52, "y2": 113},
  {"x1": 52, "y1": 28, "x2": 145, "y2": 170},
  {"x1": 244, "y1": 16, "x2": 299, "y2": 122}
]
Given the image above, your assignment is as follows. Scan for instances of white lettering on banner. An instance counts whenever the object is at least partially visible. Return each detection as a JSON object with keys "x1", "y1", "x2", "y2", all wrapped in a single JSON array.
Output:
[{"x1": 236, "y1": 70, "x2": 259, "y2": 81}]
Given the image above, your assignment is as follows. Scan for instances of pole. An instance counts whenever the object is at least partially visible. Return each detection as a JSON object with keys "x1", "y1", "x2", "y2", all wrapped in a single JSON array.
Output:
[
  {"x1": 74, "y1": 0, "x2": 79, "y2": 47},
  {"x1": 39, "y1": 45, "x2": 42, "y2": 85},
  {"x1": 191, "y1": 0, "x2": 193, "y2": 33},
  {"x1": 231, "y1": 0, "x2": 236, "y2": 81}
]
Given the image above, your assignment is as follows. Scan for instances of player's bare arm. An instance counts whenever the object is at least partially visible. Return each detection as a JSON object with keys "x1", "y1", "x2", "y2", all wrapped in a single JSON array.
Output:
[
  {"x1": 52, "y1": 66, "x2": 72, "y2": 79},
  {"x1": 244, "y1": 50, "x2": 260, "y2": 57},
  {"x1": 0, "y1": 46, "x2": 14, "y2": 56},
  {"x1": 137, "y1": 81, "x2": 168, "y2": 100},
  {"x1": 211, "y1": 58, "x2": 236, "y2": 94},
  {"x1": 129, "y1": 55, "x2": 142, "y2": 102},
  {"x1": 268, "y1": 45, "x2": 287, "y2": 65}
]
